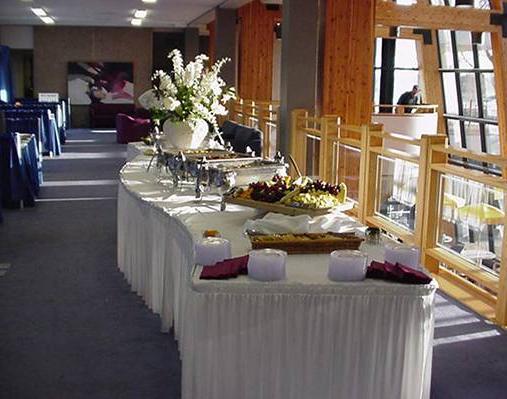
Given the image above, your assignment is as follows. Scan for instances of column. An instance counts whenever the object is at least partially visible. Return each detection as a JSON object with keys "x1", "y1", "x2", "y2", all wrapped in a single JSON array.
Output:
[
  {"x1": 215, "y1": 8, "x2": 238, "y2": 87},
  {"x1": 279, "y1": 0, "x2": 326, "y2": 156}
]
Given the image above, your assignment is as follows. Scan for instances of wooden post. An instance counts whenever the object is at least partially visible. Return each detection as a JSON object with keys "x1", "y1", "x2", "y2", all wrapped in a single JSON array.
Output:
[{"x1": 419, "y1": 134, "x2": 448, "y2": 273}]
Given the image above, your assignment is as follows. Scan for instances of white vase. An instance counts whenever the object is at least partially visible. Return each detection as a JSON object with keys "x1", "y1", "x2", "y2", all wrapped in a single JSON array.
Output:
[{"x1": 160, "y1": 119, "x2": 209, "y2": 150}]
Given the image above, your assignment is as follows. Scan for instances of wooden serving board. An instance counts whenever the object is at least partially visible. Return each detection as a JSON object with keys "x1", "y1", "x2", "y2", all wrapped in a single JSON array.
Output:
[
  {"x1": 249, "y1": 232, "x2": 364, "y2": 254},
  {"x1": 223, "y1": 196, "x2": 353, "y2": 217}
]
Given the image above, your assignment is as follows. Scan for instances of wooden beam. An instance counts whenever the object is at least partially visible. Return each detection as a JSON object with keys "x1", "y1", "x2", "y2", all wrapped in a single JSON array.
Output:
[{"x1": 375, "y1": 1, "x2": 501, "y2": 32}]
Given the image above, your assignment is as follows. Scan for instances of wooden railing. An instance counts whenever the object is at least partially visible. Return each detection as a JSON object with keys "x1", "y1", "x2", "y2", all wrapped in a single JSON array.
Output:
[
  {"x1": 291, "y1": 109, "x2": 507, "y2": 326},
  {"x1": 226, "y1": 98, "x2": 279, "y2": 158},
  {"x1": 372, "y1": 104, "x2": 438, "y2": 114}
]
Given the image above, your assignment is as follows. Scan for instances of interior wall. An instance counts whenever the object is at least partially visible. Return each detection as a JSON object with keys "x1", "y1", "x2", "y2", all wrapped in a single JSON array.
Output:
[
  {"x1": 0, "y1": 26, "x2": 34, "y2": 49},
  {"x1": 33, "y1": 26, "x2": 152, "y2": 127},
  {"x1": 322, "y1": 0, "x2": 376, "y2": 124},
  {"x1": 207, "y1": 21, "x2": 216, "y2": 64},
  {"x1": 237, "y1": 0, "x2": 281, "y2": 101}
]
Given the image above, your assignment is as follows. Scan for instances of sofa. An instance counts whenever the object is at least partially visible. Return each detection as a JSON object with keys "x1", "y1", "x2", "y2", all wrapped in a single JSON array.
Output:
[
  {"x1": 220, "y1": 120, "x2": 263, "y2": 156},
  {"x1": 116, "y1": 114, "x2": 151, "y2": 144},
  {"x1": 90, "y1": 103, "x2": 135, "y2": 128}
]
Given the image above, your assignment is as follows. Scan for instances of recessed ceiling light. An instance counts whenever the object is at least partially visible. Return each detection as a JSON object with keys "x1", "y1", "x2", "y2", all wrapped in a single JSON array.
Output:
[
  {"x1": 41, "y1": 16, "x2": 55, "y2": 24},
  {"x1": 131, "y1": 18, "x2": 142, "y2": 26},
  {"x1": 142, "y1": 0, "x2": 157, "y2": 3},
  {"x1": 31, "y1": 8, "x2": 47, "y2": 17},
  {"x1": 134, "y1": 9, "x2": 148, "y2": 19}
]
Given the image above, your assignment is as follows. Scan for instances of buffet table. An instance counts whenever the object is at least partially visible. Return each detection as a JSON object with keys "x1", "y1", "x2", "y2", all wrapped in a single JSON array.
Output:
[{"x1": 118, "y1": 150, "x2": 437, "y2": 399}]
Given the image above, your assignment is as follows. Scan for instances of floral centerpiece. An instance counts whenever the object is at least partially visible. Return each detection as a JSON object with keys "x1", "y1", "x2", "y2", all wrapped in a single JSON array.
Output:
[{"x1": 139, "y1": 49, "x2": 235, "y2": 149}]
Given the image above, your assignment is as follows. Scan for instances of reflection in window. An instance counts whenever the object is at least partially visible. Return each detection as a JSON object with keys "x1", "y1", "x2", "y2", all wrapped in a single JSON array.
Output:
[
  {"x1": 376, "y1": 156, "x2": 419, "y2": 232},
  {"x1": 438, "y1": 175, "x2": 503, "y2": 275}
]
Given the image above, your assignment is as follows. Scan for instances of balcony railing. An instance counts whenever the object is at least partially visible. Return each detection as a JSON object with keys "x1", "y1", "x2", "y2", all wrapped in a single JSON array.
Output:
[{"x1": 291, "y1": 108, "x2": 507, "y2": 326}]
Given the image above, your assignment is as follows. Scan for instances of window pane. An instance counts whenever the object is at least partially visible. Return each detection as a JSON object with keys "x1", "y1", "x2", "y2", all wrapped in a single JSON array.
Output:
[
  {"x1": 438, "y1": 30, "x2": 454, "y2": 69},
  {"x1": 459, "y1": 72, "x2": 479, "y2": 117},
  {"x1": 394, "y1": 39, "x2": 418, "y2": 69},
  {"x1": 455, "y1": 31, "x2": 475, "y2": 69},
  {"x1": 480, "y1": 72, "x2": 497, "y2": 120},
  {"x1": 375, "y1": 38, "x2": 382, "y2": 68},
  {"x1": 393, "y1": 70, "x2": 420, "y2": 105},
  {"x1": 464, "y1": 121, "x2": 482, "y2": 150},
  {"x1": 373, "y1": 69, "x2": 381, "y2": 104},
  {"x1": 447, "y1": 119, "x2": 462, "y2": 148},
  {"x1": 485, "y1": 124, "x2": 500, "y2": 155},
  {"x1": 477, "y1": 32, "x2": 494, "y2": 69},
  {"x1": 442, "y1": 72, "x2": 459, "y2": 114}
]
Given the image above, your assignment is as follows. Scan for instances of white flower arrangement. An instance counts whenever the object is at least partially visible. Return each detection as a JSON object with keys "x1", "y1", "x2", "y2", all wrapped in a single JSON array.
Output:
[{"x1": 139, "y1": 49, "x2": 235, "y2": 136}]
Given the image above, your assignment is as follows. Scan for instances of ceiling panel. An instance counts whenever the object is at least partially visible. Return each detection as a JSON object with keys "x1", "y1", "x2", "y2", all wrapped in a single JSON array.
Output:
[{"x1": 0, "y1": 0, "x2": 226, "y2": 27}]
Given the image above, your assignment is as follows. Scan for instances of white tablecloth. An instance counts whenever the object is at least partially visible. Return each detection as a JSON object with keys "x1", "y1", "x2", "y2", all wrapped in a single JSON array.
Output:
[{"x1": 117, "y1": 155, "x2": 437, "y2": 399}]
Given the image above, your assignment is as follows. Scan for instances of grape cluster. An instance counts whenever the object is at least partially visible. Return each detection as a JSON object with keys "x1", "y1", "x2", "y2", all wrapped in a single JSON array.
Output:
[
  {"x1": 248, "y1": 176, "x2": 290, "y2": 203},
  {"x1": 300, "y1": 180, "x2": 341, "y2": 195}
]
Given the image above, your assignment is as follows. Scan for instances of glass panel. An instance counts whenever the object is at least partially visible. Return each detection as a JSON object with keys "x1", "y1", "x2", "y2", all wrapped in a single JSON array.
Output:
[
  {"x1": 394, "y1": 39, "x2": 418, "y2": 69},
  {"x1": 430, "y1": 0, "x2": 446, "y2": 5},
  {"x1": 373, "y1": 69, "x2": 381, "y2": 105},
  {"x1": 459, "y1": 72, "x2": 479, "y2": 117},
  {"x1": 463, "y1": 121, "x2": 482, "y2": 150},
  {"x1": 376, "y1": 156, "x2": 419, "y2": 232},
  {"x1": 447, "y1": 119, "x2": 462, "y2": 148},
  {"x1": 438, "y1": 175, "x2": 502, "y2": 275},
  {"x1": 485, "y1": 124, "x2": 500, "y2": 155},
  {"x1": 336, "y1": 144, "x2": 361, "y2": 202},
  {"x1": 393, "y1": 70, "x2": 420, "y2": 106},
  {"x1": 438, "y1": 30, "x2": 454, "y2": 69},
  {"x1": 442, "y1": 72, "x2": 459, "y2": 114},
  {"x1": 455, "y1": 31, "x2": 475, "y2": 69},
  {"x1": 375, "y1": 38, "x2": 382, "y2": 68},
  {"x1": 477, "y1": 32, "x2": 494, "y2": 69},
  {"x1": 480, "y1": 72, "x2": 497, "y2": 120},
  {"x1": 305, "y1": 136, "x2": 320, "y2": 178},
  {"x1": 446, "y1": 0, "x2": 490, "y2": 7}
]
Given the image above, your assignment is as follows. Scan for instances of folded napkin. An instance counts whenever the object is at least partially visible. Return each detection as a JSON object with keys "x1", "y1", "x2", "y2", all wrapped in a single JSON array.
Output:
[
  {"x1": 200, "y1": 255, "x2": 249, "y2": 280},
  {"x1": 244, "y1": 212, "x2": 363, "y2": 235},
  {"x1": 367, "y1": 261, "x2": 432, "y2": 285},
  {"x1": 244, "y1": 213, "x2": 311, "y2": 234}
]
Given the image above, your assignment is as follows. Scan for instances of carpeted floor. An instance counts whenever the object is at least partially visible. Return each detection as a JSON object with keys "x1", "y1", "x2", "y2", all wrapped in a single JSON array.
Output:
[{"x1": 0, "y1": 129, "x2": 506, "y2": 399}]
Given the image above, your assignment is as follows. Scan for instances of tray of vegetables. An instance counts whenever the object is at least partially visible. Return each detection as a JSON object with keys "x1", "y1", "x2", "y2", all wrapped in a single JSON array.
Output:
[{"x1": 222, "y1": 175, "x2": 352, "y2": 216}]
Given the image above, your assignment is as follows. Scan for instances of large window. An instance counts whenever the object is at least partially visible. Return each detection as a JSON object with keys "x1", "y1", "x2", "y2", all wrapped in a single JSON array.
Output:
[
  {"x1": 437, "y1": 29, "x2": 500, "y2": 171},
  {"x1": 373, "y1": 38, "x2": 421, "y2": 106}
]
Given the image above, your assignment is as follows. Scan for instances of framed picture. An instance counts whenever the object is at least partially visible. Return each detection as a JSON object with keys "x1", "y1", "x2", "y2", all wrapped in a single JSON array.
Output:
[{"x1": 68, "y1": 62, "x2": 134, "y2": 105}]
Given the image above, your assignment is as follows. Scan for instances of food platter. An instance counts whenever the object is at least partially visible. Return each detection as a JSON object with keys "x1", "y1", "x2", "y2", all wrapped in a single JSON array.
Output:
[
  {"x1": 222, "y1": 195, "x2": 353, "y2": 216},
  {"x1": 221, "y1": 175, "x2": 352, "y2": 216},
  {"x1": 248, "y1": 232, "x2": 363, "y2": 254}
]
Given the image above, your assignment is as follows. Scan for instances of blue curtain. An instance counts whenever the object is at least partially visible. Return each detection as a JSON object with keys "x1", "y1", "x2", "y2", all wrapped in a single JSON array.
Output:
[{"x1": 0, "y1": 46, "x2": 14, "y2": 103}]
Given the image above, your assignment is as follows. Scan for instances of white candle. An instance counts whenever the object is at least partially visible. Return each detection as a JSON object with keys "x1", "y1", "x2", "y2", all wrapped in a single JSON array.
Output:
[
  {"x1": 384, "y1": 243, "x2": 420, "y2": 270},
  {"x1": 247, "y1": 249, "x2": 287, "y2": 281},
  {"x1": 194, "y1": 237, "x2": 232, "y2": 266},
  {"x1": 328, "y1": 250, "x2": 367, "y2": 282}
]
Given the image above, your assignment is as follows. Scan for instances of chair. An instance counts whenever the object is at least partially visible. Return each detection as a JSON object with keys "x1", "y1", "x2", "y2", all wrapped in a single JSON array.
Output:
[
  {"x1": 90, "y1": 103, "x2": 136, "y2": 128},
  {"x1": 116, "y1": 114, "x2": 151, "y2": 144},
  {"x1": 219, "y1": 120, "x2": 262, "y2": 156}
]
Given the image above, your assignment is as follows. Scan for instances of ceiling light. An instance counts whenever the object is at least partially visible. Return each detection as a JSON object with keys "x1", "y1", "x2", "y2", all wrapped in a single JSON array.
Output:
[
  {"x1": 134, "y1": 10, "x2": 148, "y2": 19},
  {"x1": 41, "y1": 16, "x2": 55, "y2": 24},
  {"x1": 31, "y1": 8, "x2": 47, "y2": 17},
  {"x1": 142, "y1": 0, "x2": 157, "y2": 3},
  {"x1": 131, "y1": 18, "x2": 142, "y2": 26}
]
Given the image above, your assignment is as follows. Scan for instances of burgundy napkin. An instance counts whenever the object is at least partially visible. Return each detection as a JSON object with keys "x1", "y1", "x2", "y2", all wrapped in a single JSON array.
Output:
[
  {"x1": 200, "y1": 255, "x2": 249, "y2": 280},
  {"x1": 367, "y1": 261, "x2": 432, "y2": 285}
]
